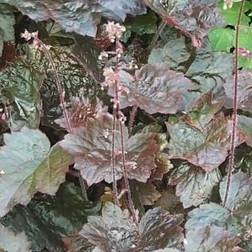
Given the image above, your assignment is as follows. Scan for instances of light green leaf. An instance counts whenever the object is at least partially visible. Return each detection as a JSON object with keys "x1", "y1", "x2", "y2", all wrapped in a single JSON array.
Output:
[
  {"x1": 0, "y1": 127, "x2": 73, "y2": 217},
  {"x1": 208, "y1": 28, "x2": 234, "y2": 52}
]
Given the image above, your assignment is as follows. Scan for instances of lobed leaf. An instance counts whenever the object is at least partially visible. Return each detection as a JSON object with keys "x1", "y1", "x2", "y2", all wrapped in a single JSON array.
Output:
[
  {"x1": 80, "y1": 202, "x2": 184, "y2": 251},
  {"x1": 0, "y1": 127, "x2": 73, "y2": 217},
  {"x1": 60, "y1": 112, "x2": 168, "y2": 186},
  {"x1": 109, "y1": 63, "x2": 199, "y2": 114}
]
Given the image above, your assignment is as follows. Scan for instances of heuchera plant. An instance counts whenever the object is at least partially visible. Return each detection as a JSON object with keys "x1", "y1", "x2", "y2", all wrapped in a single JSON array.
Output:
[{"x1": 0, "y1": 0, "x2": 252, "y2": 251}]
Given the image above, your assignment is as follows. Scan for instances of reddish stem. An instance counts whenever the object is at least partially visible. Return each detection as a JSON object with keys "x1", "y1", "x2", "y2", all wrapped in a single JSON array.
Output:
[{"x1": 223, "y1": 0, "x2": 244, "y2": 207}]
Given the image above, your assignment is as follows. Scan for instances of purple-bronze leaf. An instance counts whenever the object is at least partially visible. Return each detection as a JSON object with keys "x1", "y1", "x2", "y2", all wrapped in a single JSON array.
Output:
[
  {"x1": 109, "y1": 64, "x2": 199, "y2": 114},
  {"x1": 1, "y1": 0, "x2": 146, "y2": 37},
  {"x1": 224, "y1": 70, "x2": 252, "y2": 113},
  {"x1": 166, "y1": 113, "x2": 244, "y2": 171},
  {"x1": 80, "y1": 202, "x2": 184, "y2": 251},
  {"x1": 168, "y1": 163, "x2": 221, "y2": 208},
  {"x1": 144, "y1": 0, "x2": 224, "y2": 47},
  {"x1": 60, "y1": 112, "x2": 167, "y2": 186}
]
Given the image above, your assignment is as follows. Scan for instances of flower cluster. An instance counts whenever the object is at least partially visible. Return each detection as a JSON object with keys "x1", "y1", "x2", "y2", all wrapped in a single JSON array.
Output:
[
  {"x1": 21, "y1": 29, "x2": 51, "y2": 50},
  {"x1": 104, "y1": 21, "x2": 126, "y2": 43}
]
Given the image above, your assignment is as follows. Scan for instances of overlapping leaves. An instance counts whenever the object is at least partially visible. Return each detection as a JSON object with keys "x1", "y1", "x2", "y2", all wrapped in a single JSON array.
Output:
[
  {"x1": 0, "y1": 0, "x2": 146, "y2": 37},
  {"x1": 0, "y1": 127, "x2": 73, "y2": 217},
  {"x1": 185, "y1": 172, "x2": 252, "y2": 251},
  {"x1": 166, "y1": 93, "x2": 243, "y2": 171},
  {"x1": 109, "y1": 63, "x2": 199, "y2": 114},
  {"x1": 60, "y1": 112, "x2": 168, "y2": 186},
  {"x1": 1, "y1": 182, "x2": 99, "y2": 251},
  {"x1": 144, "y1": 0, "x2": 224, "y2": 47},
  {"x1": 80, "y1": 202, "x2": 184, "y2": 252}
]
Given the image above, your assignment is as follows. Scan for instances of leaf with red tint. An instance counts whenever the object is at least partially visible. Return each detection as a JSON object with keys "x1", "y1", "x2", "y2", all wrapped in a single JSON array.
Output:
[
  {"x1": 166, "y1": 112, "x2": 244, "y2": 171},
  {"x1": 109, "y1": 64, "x2": 199, "y2": 114},
  {"x1": 55, "y1": 97, "x2": 105, "y2": 132},
  {"x1": 144, "y1": 0, "x2": 224, "y2": 47},
  {"x1": 168, "y1": 162, "x2": 221, "y2": 208},
  {"x1": 80, "y1": 202, "x2": 184, "y2": 251},
  {"x1": 224, "y1": 70, "x2": 252, "y2": 113},
  {"x1": 60, "y1": 112, "x2": 168, "y2": 186},
  {"x1": 2, "y1": 0, "x2": 146, "y2": 37}
]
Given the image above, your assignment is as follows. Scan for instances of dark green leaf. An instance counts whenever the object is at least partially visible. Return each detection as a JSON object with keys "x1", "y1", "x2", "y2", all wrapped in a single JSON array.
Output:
[
  {"x1": 0, "y1": 47, "x2": 45, "y2": 130},
  {"x1": 1, "y1": 182, "x2": 100, "y2": 252}
]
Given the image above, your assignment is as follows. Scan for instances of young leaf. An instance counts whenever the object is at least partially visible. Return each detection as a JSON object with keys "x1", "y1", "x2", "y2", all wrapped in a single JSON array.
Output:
[
  {"x1": 60, "y1": 112, "x2": 168, "y2": 186},
  {"x1": 109, "y1": 64, "x2": 199, "y2": 114},
  {"x1": 1, "y1": 0, "x2": 146, "y2": 37},
  {"x1": 168, "y1": 163, "x2": 221, "y2": 208},
  {"x1": 0, "y1": 224, "x2": 31, "y2": 252},
  {"x1": 132, "y1": 181, "x2": 161, "y2": 206},
  {"x1": 0, "y1": 127, "x2": 73, "y2": 217},
  {"x1": 80, "y1": 202, "x2": 184, "y2": 251}
]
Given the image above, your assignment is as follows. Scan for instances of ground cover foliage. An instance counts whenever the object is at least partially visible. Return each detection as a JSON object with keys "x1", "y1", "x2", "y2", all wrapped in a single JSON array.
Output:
[{"x1": 0, "y1": 0, "x2": 252, "y2": 251}]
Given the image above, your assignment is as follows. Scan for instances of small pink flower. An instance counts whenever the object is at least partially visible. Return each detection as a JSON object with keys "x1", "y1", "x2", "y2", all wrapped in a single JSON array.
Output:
[
  {"x1": 238, "y1": 48, "x2": 251, "y2": 58},
  {"x1": 104, "y1": 21, "x2": 126, "y2": 43},
  {"x1": 102, "y1": 67, "x2": 118, "y2": 88},
  {"x1": 21, "y1": 29, "x2": 38, "y2": 41}
]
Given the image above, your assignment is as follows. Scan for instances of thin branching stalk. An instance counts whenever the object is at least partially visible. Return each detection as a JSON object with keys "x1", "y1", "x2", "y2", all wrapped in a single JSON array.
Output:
[
  {"x1": 111, "y1": 103, "x2": 119, "y2": 205},
  {"x1": 38, "y1": 41, "x2": 72, "y2": 133},
  {"x1": 223, "y1": 0, "x2": 244, "y2": 207},
  {"x1": 114, "y1": 77, "x2": 136, "y2": 221}
]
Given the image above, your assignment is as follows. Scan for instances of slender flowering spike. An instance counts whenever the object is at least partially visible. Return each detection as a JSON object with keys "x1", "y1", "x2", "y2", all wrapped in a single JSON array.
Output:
[
  {"x1": 104, "y1": 21, "x2": 126, "y2": 42},
  {"x1": 102, "y1": 67, "x2": 117, "y2": 87}
]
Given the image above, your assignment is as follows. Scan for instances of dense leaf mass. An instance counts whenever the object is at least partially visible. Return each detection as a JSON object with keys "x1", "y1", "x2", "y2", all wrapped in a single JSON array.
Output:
[{"x1": 0, "y1": 0, "x2": 252, "y2": 251}]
